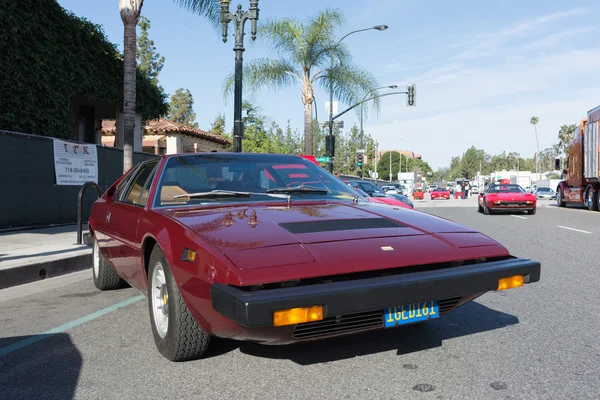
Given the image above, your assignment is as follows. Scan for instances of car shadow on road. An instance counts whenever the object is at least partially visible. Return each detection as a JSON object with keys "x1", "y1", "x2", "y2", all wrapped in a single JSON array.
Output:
[
  {"x1": 207, "y1": 301, "x2": 519, "y2": 365},
  {"x1": 0, "y1": 333, "x2": 82, "y2": 400}
]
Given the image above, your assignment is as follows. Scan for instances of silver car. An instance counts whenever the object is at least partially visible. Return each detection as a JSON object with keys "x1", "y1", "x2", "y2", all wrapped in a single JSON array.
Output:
[{"x1": 535, "y1": 187, "x2": 556, "y2": 199}]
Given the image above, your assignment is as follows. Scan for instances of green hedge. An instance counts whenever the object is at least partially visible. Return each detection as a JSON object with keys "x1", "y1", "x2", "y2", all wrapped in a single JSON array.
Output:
[{"x1": 0, "y1": 0, "x2": 168, "y2": 138}]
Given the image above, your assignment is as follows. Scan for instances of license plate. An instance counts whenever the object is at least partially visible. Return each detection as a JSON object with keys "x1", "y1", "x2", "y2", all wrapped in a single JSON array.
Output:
[{"x1": 383, "y1": 300, "x2": 439, "y2": 328}]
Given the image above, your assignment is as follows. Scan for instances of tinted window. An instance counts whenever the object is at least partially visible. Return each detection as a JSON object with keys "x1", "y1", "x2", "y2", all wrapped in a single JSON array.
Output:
[
  {"x1": 154, "y1": 154, "x2": 359, "y2": 207},
  {"x1": 121, "y1": 161, "x2": 158, "y2": 205}
]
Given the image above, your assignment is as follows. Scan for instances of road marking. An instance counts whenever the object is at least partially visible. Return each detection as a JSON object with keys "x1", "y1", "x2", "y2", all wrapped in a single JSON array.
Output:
[
  {"x1": 556, "y1": 226, "x2": 592, "y2": 234},
  {"x1": 0, "y1": 295, "x2": 144, "y2": 357},
  {"x1": 511, "y1": 215, "x2": 528, "y2": 220}
]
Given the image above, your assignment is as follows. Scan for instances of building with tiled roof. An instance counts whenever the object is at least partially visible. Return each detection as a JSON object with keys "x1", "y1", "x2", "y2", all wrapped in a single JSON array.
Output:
[{"x1": 102, "y1": 118, "x2": 230, "y2": 154}]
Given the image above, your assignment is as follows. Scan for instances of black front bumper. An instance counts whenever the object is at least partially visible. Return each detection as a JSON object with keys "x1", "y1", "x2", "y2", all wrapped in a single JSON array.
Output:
[{"x1": 210, "y1": 257, "x2": 541, "y2": 328}]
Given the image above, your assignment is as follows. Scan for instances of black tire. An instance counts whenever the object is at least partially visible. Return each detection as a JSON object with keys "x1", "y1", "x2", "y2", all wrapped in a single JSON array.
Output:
[
  {"x1": 147, "y1": 246, "x2": 211, "y2": 362},
  {"x1": 585, "y1": 186, "x2": 599, "y2": 211},
  {"x1": 556, "y1": 187, "x2": 566, "y2": 207},
  {"x1": 483, "y1": 201, "x2": 490, "y2": 215},
  {"x1": 478, "y1": 202, "x2": 483, "y2": 213},
  {"x1": 527, "y1": 207, "x2": 536, "y2": 215},
  {"x1": 92, "y1": 236, "x2": 126, "y2": 290}
]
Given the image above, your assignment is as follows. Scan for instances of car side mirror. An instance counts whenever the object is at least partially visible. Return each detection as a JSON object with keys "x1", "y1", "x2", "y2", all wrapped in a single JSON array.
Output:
[{"x1": 106, "y1": 186, "x2": 116, "y2": 199}]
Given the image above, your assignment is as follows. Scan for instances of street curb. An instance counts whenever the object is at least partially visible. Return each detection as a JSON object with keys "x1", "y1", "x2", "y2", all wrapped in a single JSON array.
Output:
[{"x1": 0, "y1": 253, "x2": 92, "y2": 290}]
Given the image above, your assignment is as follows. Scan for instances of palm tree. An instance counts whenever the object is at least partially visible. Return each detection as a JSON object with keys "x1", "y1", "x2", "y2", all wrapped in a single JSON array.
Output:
[
  {"x1": 530, "y1": 116, "x2": 540, "y2": 176},
  {"x1": 118, "y1": 0, "x2": 144, "y2": 173},
  {"x1": 223, "y1": 9, "x2": 379, "y2": 155}
]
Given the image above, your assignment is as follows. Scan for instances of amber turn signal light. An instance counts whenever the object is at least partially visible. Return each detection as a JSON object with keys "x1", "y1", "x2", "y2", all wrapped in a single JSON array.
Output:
[
  {"x1": 273, "y1": 306, "x2": 323, "y2": 326},
  {"x1": 180, "y1": 248, "x2": 197, "y2": 262},
  {"x1": 497, "y1": 275, "x2": 524, "y2": 291}
]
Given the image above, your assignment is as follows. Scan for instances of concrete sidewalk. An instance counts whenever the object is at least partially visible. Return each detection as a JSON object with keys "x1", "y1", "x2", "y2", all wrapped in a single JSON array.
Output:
[{"x1": 0, "y1": 225, "x2": 92, "y2": 290}]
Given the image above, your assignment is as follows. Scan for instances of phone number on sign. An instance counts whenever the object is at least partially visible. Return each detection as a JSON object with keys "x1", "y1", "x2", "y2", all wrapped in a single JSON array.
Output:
[{"x1": 64, "y1": 167, "x2": 90, "y2": 174}]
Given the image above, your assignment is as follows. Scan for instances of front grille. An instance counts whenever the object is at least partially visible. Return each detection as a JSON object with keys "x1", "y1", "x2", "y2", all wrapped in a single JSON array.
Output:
[
  {"x1": 292, "y1": 296, "x2": 464, "y2": 339},
  {"x1": 495, "y1": 202, "x2": 530, "y2": 207}
]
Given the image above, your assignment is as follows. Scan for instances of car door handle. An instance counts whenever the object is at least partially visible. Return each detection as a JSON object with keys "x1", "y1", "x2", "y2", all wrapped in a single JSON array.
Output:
[{"x1": 106, "y1": 212, "x2": 111, "y2": 224}]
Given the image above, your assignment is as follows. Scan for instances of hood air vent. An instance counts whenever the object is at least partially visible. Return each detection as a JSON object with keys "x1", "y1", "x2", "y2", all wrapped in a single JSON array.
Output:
[{"x1": 279, "y1": 218, "x2": 407, "y2": 234}]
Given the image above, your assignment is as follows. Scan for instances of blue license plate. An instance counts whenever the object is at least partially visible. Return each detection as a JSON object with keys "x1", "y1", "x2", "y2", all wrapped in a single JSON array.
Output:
[{"x1": 383, "y1": 300, "x2": 439, "y2": 328}]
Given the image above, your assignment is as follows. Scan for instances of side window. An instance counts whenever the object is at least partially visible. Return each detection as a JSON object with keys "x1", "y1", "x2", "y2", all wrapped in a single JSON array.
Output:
[
  {"x1": 138, "y1": 162, "x2": 159, "y2": 206},
  {"x1": 121, "y1": 162, "x2": 158, "y2": 206}
]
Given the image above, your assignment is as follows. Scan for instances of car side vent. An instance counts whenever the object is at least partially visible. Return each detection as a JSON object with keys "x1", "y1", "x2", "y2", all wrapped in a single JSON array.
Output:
[{"x1": 280, "y1": 218, "x2": 407, "y2": 234}]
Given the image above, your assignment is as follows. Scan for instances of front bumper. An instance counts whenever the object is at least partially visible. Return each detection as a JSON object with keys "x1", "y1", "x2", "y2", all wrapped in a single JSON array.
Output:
[{"x1": 211, "y1": 257, "x2": 541, "y2": 328}]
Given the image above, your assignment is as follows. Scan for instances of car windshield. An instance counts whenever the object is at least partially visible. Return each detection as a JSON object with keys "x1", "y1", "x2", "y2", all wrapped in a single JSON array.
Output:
[
  {"x1": 154, "y1": 154, "x2": 359, "y2": 207},
  {"x1": 434, "y1": 187, "x2": 447, "y2": 192},
  {"x1": 537, "y1": 187, "x2": 552, "y2": 192},
  {"x1": 488, "y1": 184, "x2": 526, "y2": 193}
]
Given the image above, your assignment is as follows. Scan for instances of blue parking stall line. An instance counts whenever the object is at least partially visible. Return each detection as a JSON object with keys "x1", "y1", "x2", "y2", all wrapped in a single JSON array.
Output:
[{"x1": 0, "y1": 295, "x2": 145, "y2": 357}]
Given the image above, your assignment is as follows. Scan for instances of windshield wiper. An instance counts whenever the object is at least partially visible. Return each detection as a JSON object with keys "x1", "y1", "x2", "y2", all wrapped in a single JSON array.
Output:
[
  {"x1": 266, "y1": 185, "x2": 329, "y2": 194},
  {"x1": 173, "y1": 190, "x2": 289, "y2": 201}
]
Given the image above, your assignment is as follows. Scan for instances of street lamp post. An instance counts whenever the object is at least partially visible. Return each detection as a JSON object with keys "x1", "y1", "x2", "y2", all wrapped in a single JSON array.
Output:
[
  {"x1": 220, "y1": 0, "x2": 260, "y2": 153},
  {"x1": 326, "y1": 25, "x2": 388, "y2": 172},
  {"x1": 359, "y1": 84, "x2": 396, "y2": 178}
]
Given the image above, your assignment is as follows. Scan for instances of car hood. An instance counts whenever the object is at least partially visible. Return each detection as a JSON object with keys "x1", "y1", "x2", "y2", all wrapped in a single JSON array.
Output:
[{"x1": 159, "y1": 202, "x2": 509, "y2": 272}]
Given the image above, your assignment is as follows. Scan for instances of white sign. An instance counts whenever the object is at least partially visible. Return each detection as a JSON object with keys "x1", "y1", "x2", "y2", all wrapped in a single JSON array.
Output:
[
  {"x1": 325, "y1": 101, "x2": 338, "y2": 115},
  {"x1": 53, "y1": 139, "x2": 98, "y2": 185}
]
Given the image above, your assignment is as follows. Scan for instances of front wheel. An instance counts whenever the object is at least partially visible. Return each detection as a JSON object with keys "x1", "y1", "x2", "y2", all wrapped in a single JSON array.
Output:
[
  {"x1": 527, "y1": 207, "x2": 536, "y2": 215},
  {"x1": 483, "y1": 201, "x2": 490, "y2": 215},
  {"x1": 147, "y1": 246, "x2": 211, "y2": 362}
]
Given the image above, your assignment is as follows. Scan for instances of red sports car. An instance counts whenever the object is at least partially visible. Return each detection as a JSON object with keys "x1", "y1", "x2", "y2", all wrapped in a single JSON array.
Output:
[
  {"x1": 430, "y1": 187, "x2": 450, "y2": 200},
  {"x1": 89, "y1": 153, "x2": 541, "y2": 361},
  {"x1": 478, "y1": 184, "x2": 537, "y2": 215}
]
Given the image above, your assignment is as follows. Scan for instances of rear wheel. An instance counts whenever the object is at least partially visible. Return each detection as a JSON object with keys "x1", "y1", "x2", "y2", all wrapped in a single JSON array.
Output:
[
  {"x1": 92, "y1": 236, "x2": 126, "y2": 290},
  {"x1": 556, "y1": 187, "x2": 566, "y2": 207},
  {"x1": 585, "y1": 186, "x2": 599, "y2": 211},
  {"x1": 147, "y1": 246, "x2": 211, "y2": 361}
]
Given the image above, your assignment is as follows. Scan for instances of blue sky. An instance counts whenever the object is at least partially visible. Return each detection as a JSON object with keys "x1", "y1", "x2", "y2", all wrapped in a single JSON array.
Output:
[{"x1": 57, "y1": 0, "x2": 600, "y2": 170}]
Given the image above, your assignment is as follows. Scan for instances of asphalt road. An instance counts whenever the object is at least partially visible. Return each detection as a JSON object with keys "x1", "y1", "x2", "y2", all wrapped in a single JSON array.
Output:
[{"x1": 1, "y1": 200, "x2": 599, "y2": 400}]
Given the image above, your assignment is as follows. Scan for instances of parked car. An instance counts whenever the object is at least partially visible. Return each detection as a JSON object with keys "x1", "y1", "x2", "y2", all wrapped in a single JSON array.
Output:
[
  {"x1": 351, "y1": 187, "x2": 412, "y2": 209},
  {"x1": 535, "y1": 187, "x2": 556, "y2": 200},
  {"x1": 89, "y1": 153, "x2": 541, "y2": 361},
  {"x1": 346, "y1": 180, "x2": 386, "y2": 197},
  {"x1": 385, "y1": 193, "x2": 415, "y2": 208},
  {"x1": 478, "y1": 183, "x2": 537, "y2": 215}
]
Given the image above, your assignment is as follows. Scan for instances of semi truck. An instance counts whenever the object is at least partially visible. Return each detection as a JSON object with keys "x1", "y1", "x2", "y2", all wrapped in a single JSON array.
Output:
[{"x1": 554, "y1": 105, "x2": 600, "y2": 211}]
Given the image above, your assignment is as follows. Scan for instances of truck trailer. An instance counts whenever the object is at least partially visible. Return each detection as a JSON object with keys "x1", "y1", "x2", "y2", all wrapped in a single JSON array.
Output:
[{"x1": 555, "y1": 105, "x2": 600, "y2": 211}]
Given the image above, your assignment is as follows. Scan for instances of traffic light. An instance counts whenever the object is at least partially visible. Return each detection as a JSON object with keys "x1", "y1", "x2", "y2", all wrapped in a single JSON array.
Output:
[
  {"x1": 406, "y1": 84, "x2": 416, "y2": 107},
  {"x1": 357, "y1": 154, "x2": 363, "y2": 167},
  {"x1": 326, "y1": 135, "x2": 336, "y2": 157}
]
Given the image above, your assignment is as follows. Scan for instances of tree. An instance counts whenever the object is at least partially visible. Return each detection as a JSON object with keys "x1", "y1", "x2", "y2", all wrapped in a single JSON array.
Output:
[
  {"x1": 377, "y1": 151, "x2": 403, "y2": 181},
  {"x1": 119, "y1": 0, "x2": 144, "y2": 173},
  {"x1": 137, "y1": 16, "x2": 165, "y2": 86},
  {"x1": 557, "y1": 124, "x2": 577, "y2": 164},
  {"x1": 168, "y1": 88, "x2": 198, "y2": 127},
  {"x1": 530, "y1": 116, "x2": 540, "y2": 176},
  {"x1": 223, "y1": 9, "x2": 379, "y2": 155},
  {"x1": 209, "y1": 114, "x2": 227, "y2": 138}
]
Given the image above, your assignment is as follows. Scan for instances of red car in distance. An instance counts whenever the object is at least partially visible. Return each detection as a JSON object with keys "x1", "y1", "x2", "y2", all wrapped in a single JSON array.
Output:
[
  {"x1": 430, "y1": 187, "x2": 450, "y2": 200},
  {"x1": 88, "y1": 153, "x2": 541, "y2": 361},
  {"x1": 478, "y1": 184, "x2": 537, "y2": 215}
]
